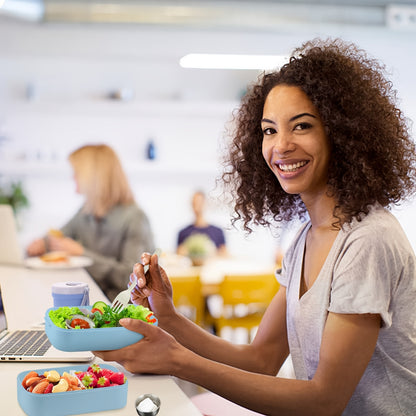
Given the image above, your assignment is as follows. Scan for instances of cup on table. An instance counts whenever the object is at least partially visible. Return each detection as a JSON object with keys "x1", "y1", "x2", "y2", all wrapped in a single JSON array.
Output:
[{"x1": 52, "y1": 282, "x2": 90, "y2": 307}]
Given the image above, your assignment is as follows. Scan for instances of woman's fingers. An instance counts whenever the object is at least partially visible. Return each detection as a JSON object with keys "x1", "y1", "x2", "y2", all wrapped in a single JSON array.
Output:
[
  {"x1": 133, "y1": 252, "x2": 163, "y2": 290},
  {"x1": 120, "y1": 317, "x2": 153, "y2": 333},
  {"x1": 93, "y1": 320, "x2": 150, "y2": 361},
  {"x1": 93, "y1": 318, "x2": 178, "y2": 375}
]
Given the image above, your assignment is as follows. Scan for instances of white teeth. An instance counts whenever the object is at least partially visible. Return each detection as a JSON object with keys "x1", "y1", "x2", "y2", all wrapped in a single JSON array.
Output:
[{"x1": 278, "y1": 161, "x2": 307, "y2": 172}]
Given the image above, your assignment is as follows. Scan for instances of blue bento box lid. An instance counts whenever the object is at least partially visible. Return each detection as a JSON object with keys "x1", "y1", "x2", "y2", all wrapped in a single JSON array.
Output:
[
  {"x1": 17, "y1": 364, "x2": 127, "y2": 416},
  {"x1": 45, "y1": 306, "x2": 157, "y2": 351}
]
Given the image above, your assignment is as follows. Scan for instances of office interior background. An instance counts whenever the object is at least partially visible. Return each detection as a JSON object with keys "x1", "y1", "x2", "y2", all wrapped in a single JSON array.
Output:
[{"x1": 1, "y1": 0, "x2": 416, "y2": 263}]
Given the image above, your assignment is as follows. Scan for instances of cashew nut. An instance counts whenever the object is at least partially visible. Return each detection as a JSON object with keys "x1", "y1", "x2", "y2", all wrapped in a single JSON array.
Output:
[
  {"x1": 52, "y1": 378, "x2": 69, "y2": 393},
  {"x1": 44, "y1": 370, "x2": 61, "y2": 383}
]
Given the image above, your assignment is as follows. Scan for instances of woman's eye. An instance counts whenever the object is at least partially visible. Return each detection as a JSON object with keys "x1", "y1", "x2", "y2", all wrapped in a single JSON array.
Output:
[
  {"x1": 294, "y1": 122, "x2": 312, "y2": 131},
  {"x1": 263, "y1": 127, "x2": 276, "y2": 135}
]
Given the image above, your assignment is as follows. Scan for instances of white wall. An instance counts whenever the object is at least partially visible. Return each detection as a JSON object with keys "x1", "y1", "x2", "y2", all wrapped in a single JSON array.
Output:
[{"x1": 1, "y1": 16, "x2": 416, "y2": 261}]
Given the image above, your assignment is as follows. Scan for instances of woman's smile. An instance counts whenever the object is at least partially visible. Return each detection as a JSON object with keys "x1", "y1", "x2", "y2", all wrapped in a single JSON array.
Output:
[{"x1": 276, "y1": 159, "x2": 310, "y2": 175}]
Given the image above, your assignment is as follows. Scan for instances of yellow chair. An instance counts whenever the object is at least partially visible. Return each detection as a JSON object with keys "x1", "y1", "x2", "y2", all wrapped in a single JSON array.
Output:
[
  {"x1": 170, "y1": 275, "x2": 205, "y2": 326},
  {"x1": 213, "y1": 273, "x2": 280, "y2": 343}
]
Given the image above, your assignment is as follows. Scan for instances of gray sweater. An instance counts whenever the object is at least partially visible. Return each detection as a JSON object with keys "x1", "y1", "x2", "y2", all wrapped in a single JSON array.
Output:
[{"x1": 61, "y1": 204, "x2": 155, "y2": 301}]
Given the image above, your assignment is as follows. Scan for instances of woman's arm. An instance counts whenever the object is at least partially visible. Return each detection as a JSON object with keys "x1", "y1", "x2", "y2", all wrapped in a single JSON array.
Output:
[
  {"x1": 96, "y1": 310, "x2": 380, "y2": 416},
  {"x1": 131, "y1": 252, "x2": 289, "y2": 374},
  {"x1": 165, "y1": 287, "x2": 289, "y2": 375},
  {"x1": 176, "y1": 312, "x2": 380, "y2": 416},
  {"x1": 117, "y1": 253, "x2": 381, "y2": 414}
]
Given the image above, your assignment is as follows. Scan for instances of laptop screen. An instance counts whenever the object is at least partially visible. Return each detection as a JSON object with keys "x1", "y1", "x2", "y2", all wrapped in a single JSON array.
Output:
[{"x1": 0, "y1": 287, "x2": 7, "y2": 332}]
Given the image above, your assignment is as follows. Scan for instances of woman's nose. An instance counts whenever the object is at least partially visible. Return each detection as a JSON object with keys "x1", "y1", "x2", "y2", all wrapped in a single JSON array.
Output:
[{"x1": 271, "y1": 133, "x2": 295, "y2": 156}]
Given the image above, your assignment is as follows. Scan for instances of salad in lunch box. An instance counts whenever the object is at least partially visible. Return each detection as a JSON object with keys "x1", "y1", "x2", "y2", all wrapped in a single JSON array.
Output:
[{"x1": 49, "y1": 301, "x2": 157, "y2": 330}]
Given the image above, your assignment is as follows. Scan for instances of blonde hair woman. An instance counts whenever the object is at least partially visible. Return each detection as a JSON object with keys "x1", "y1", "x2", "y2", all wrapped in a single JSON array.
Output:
[
  {"x1": 27, "y1": 144, "x2": 155, "y2": 300},
  {"x1": 69, "y1": 144, "x2": 134, "y2": 217}
]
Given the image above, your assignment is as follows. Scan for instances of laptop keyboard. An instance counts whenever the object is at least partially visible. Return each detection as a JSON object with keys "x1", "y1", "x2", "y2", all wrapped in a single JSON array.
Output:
[{"x1": 0, "y1": 330, "x2": 51, "y2": 356}]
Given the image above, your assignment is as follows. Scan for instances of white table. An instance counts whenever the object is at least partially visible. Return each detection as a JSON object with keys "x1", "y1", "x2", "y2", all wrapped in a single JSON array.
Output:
[{"x1": 0, "y1": 264, "x2": 202, "y2": 415}]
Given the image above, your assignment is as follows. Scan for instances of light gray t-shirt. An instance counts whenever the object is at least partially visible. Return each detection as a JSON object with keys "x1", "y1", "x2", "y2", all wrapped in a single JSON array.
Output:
[{"x1": 277, "y1": 206, "x2": 416, "y2": 415}]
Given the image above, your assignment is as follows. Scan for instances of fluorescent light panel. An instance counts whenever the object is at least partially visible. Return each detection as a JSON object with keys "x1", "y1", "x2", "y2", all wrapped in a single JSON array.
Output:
[
  {"x1": 180, "y1": 53, "x2": 288, "y2": 70},
  {"x1": 0, "y1": 0, "x2": 44, "y2": 21}
]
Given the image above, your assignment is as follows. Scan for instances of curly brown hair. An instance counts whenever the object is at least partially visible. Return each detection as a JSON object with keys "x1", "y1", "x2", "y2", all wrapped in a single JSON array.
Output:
[{"x1": 222, "y1": 38, "x2": 416, "y2": 232}]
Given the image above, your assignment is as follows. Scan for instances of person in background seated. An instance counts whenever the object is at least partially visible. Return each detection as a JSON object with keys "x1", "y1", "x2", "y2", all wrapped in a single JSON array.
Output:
[
  {"x1": 26, "y1": 144, "x2": 155, "y2": 301},
  {"x1": 94, "y1": 39, "x2": 416, "y2": 415},
  {"x1": 177, "y1": 190, "x2": 227, "y2": 258}
]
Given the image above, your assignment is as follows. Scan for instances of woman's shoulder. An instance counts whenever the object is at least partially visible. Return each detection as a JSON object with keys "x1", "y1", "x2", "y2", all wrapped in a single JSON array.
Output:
[
  {"x1": 340, "y1": 206, "x2": 414, "y2": 257},
  {"x1": 107, "y1": 203, "x2": 148, "y2": 220},
  {"x1": 343, "y1": 206, "x2": 404, "y2": 240}
]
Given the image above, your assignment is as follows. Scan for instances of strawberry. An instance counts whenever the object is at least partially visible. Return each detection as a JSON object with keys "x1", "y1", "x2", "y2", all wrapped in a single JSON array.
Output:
[
  {"x1": 100, "y1": 368, "x2": 114, "y2": 378},
  {"x1": 87, "y1": 363, "x2": 103, "y2": 378},
  {"x1": 96, "y1": 376, "x2": 110, "y2": 388},
  {"x1": 80, "y1": 372, "x2": 97, "y2": 388},
  {"x1": 75, "y1": 371, "x2": 86, "y2": 382},
  {"x1": 109, "y1": 372, "x2": 126, "y2": 385}
]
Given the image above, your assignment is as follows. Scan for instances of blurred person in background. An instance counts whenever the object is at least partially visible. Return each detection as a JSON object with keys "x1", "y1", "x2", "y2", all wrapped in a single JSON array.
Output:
[
  {"x1": 176, "y1": 190, "x2": 227, "y2": 262},
  {"x1": 27, "y1": 144, "x2": 155, "y2": 301}
]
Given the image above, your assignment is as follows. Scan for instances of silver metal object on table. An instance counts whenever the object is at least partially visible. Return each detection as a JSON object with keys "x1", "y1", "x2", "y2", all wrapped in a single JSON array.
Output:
[{"x1": 135, "y1": 393, "x2": 161, "y2": 416}]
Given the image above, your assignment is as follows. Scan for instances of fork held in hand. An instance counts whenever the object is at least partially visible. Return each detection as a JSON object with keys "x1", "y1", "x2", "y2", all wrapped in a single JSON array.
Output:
[
  {"x1": 143, "y1": 248, "x2": 162, "y2": 274},
  {"x1": 111, "y1": 274, "x2": 138, "y2": 313},
  {"x1": 110, "y1": 248, "x2": 162, "y2": 313}
]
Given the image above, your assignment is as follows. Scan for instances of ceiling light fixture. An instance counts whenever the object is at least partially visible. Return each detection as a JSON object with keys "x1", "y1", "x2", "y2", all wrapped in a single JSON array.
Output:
[
  {"x1": 0, "y1": 0, "x2": 44, "y2": 21},
  {"x1": 179, "y1": 53, "x2": 288, "y2": 70}
]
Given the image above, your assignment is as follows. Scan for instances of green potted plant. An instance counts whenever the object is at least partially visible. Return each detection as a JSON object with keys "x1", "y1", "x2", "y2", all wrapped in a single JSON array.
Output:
[
  {"x1": 183, "y1": 233, "x2": 216, "y2": 266},
  {"x1": 0, "y1": 180, "x2": 30, "y2": 214}
]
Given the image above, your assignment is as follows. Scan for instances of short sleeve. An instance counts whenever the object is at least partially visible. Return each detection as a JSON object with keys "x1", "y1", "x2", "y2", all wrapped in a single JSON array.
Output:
[
  {"x1": 276, "y1": 259, "x2": 288, "y2": 287},
  {"x1": 277, "y1": 222, "x2": 309, "y2": 288},
  {"x1": 328, "y1": 226, "x2": 399, "y2": 328}
]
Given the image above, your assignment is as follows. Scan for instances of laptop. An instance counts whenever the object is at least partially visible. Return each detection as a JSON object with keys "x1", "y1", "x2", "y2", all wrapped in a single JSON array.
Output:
[
  {"x1": 0, "y1": 287, "x2": 94, "y2": 362},
  {"x1": 0, "y1": 204, "x2": 24, "y2": 266}
]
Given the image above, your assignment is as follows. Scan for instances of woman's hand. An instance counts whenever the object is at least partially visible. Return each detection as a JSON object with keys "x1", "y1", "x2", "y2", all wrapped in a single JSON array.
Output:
[
  {"x1": 130, "y1": 252, "x2": 176, "y2": 324},
  {"x1": 93, "y1": 318, "x2": 183, "y2": 375},
  {"x1": 26, "y1": 238, "x2": 47, "y2": 256},
  {"x1": 48, "y1": 236, "x2": 84, "y2": 256}
]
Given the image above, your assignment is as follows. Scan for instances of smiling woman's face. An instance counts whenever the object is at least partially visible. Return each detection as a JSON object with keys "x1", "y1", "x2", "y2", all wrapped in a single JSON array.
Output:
[{"x1": 261, "y1": 85, "x2": 331, "y2": 200}]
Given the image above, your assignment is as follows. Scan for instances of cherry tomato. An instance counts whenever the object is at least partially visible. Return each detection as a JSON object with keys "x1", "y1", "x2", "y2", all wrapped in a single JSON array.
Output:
[
  {"x1": 70, "y1": 318, "x2": 91, "y2": 329},
  {"x1": 146, "y1": 313, "x2": 157, "y2": 324},
  {"x1": 91, "y1": 308, "x2": 103, "y2": 315}
]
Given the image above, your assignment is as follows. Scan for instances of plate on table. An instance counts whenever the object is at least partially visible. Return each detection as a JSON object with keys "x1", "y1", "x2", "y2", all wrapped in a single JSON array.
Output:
[{"x1": 24, "y1": 256, "x2": 93, "y2": 270}]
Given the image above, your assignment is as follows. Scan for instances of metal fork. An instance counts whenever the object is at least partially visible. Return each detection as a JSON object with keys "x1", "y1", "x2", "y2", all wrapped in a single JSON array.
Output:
[
  {"x1": 111, "y1": 273, "x2": 138, "y2": 313},
  {"x1": 111, "y1": 248, "x2": 161, "y2": 313}
]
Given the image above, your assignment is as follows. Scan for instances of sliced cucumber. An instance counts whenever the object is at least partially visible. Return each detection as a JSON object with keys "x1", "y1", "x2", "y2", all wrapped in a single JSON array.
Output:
[{"x1": 91, "y1": 301, "x2": 108, "y2": 313}]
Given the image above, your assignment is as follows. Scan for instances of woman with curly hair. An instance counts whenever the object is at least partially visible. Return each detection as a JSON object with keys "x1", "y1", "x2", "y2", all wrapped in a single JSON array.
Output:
[{"x1": 95, "y1": 39, "x2": 416, "y2": 415}]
